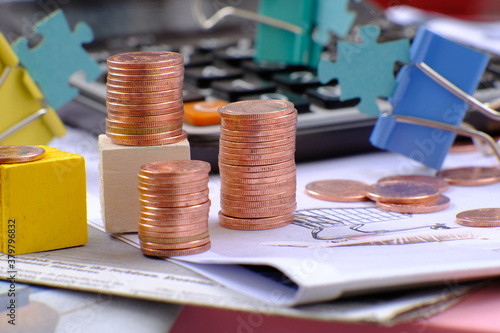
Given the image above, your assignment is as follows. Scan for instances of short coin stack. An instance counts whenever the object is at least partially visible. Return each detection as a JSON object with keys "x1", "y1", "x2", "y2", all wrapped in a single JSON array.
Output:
[
  {"x1": 218, "y1": 100, "x2": 297, "y2": 230},
  {"x1": 106, "y1": 51, "x2": 187, "y2": 146},
  {"x1": 138, "y1": 160, "x2": 211, "y2": 257}
]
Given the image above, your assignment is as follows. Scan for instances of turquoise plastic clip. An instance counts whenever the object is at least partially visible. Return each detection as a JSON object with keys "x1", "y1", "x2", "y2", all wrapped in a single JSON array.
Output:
[
  {"x1": 369, "y1": 27, "x2": 490, "y2": 169},
  {"x1": 254, "y1": 0, "x2": 322, "y2": 68}
]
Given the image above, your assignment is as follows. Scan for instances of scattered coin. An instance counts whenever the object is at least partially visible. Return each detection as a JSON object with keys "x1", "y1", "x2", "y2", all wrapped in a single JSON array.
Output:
[
  {"x1": 138, "y1": 160, "x2": 211, "y2": 256},
  {"x1": 436, "y1": 166, "x2": 500, "y2": 186},
  {"x1": 365, "y1": 180, "x2": 440, "y2": 204},
  {"x1": 305, "y1": 179, "x2": 369, "y2": 202},
  {"x1": 218, "y1": 99, "x2": 297, "y2": 230},
  {"x1": 456, "y1": 208, "x2": 500, "y2": 227},
  {"x1": 376, "y1": 195, "x2": 451, "y2": 214},
  {"x1": 0, "y1": 145, "x2": 45, "y2": 164},
  {"x1": 378, "y1": 175, "x2": 449, "y2": 193}
]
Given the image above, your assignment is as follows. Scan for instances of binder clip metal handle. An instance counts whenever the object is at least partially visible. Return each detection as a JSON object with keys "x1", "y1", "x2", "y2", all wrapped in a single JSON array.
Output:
[
  {"x1": 0, "y1": 109, "x2": 49, "y2": 142},
  {"x1": 192, "y1": 0, "x2": 303, "y2": 34}
]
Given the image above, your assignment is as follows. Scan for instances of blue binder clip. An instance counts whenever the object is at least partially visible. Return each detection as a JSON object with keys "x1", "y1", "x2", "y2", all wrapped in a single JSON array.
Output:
[{"x1": 369, "y1": 27, "x2": 500, "y2": 170}]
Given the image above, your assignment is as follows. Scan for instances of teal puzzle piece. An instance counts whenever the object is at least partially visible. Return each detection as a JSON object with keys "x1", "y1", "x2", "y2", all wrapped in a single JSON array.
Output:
[
  {"x1": 318, "y1": 25, "x2": 410, "y2": 116},
  {"x1": 12, "y1": 10, "x2": 102, "y2": 110},
  {"x1": 315, "y1": 0, "x2": 357, "y2": 45}
]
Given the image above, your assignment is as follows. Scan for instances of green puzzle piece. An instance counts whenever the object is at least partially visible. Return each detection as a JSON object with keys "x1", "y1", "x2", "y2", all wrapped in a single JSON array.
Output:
[
  {"x1": 12, "y1": 10, "x2": 102, "y2": 110},
  {"x1": 318, "y1": 25, "x2": 410, "y2": 116}
]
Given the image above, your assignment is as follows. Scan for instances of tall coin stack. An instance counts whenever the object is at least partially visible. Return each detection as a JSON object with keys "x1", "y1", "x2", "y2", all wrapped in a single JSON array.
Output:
[
  {"x1": 218, "y1": 100, "x2": 297, "y2": 230},
  {"x1": 106, "y1": 51, "x2": 187, "y2": 146},
  {"x1": 138, "y1": 160, "x2": 212, "y2": 257}
]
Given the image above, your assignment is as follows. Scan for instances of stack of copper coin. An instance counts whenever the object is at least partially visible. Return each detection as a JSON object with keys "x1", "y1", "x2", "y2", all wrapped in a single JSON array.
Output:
[
  {"x1": 105, "y1": 51, "x2": 187, "y2": 146},
  {"x1": 218, "y1": 99, "x2": 297, "y2": 230},
  {"x1": 138, "y1": 160, "x2": 211, "y2": 257}
]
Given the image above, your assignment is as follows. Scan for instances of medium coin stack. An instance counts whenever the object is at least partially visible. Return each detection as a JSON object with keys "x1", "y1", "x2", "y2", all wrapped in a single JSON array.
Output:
[
  {"x1": 138, "y1": 160, "x2": 211, "y2": 257},
  {"x1": 105, "y1": 51, "x2": 187, "y2": 146},
  {"x1": 218, "y1": 99, "x2": 297, "y2": 230}
]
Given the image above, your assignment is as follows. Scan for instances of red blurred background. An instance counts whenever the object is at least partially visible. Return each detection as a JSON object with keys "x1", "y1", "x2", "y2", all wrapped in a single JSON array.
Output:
[{"x1": 369, "y1": 0, "x2": 500, "y2": 21}]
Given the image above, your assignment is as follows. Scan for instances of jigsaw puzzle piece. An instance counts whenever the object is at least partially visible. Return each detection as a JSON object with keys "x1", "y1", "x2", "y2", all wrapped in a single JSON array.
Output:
[
  {"x1": 1, "y1": 33, "x2": 65, "y2": 145},
  {"x1": 318, "y1": 25, "x2": 410, "y2": 116},
  {"x1": 12, "y1": 9, "x2": 102, "y2": 110},
  {"x1": 315, "y1": 0, "x2": 357, "y2": 45},
  {"x1": 370, "y1": 27, "x2": 490, "y2": 169}
]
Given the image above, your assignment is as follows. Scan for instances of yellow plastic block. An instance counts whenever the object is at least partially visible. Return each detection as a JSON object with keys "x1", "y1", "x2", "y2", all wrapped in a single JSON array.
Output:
[
  {"x1": 0, "y1": 146, "x2": 87, "y2": 255},
  {"x1": 0, "y1": 33, "x2": 66, "y2": 146},
  {"x1": 99, "y1": 135, "x2": 191, "y2": 233}
]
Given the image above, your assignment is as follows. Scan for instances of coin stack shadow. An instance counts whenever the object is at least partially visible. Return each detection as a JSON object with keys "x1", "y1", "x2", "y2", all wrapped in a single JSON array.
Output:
[
  {"x1": 138, "y1": 160, "x2": 212, "y2": 257},
  {"x1": 218, "y1": 100, "x2": 297, "y2": 230},
  {"x1": 105, "y1": 51, "x2": 187, "y2": 146}
]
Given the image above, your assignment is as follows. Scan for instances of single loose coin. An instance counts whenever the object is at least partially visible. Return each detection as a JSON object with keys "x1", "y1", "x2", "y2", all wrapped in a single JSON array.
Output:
[
  {"x1": 0, "y1": 145, "x2": 45, "y2": 163},
  {"x1": 436, "y1": 166, "x2": 500, "y2": 186},
  {"x1": 376, "y1": 194, "x2": 451, "y2": 214},
  {"x1": 305, "y1": 179, "x2": 369, "y2": 202},
  {"x1": 378, "y1": 175, "x2": 449, "y2": 193},
  {"x1": 365, "y1": 180, "x2": 439, "y2": 204},
  {"x1": 456, "y1": 208, "x2": 500, "y2": 227}
]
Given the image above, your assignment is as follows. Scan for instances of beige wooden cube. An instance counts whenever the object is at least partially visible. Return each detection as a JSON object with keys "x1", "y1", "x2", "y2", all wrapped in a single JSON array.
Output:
[{"x1": 98, "y1": 135, "x2": 190, "y2": 233}]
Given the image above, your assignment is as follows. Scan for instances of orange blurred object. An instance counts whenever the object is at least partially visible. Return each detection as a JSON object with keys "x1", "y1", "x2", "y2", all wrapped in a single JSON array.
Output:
[{"x1": 183, "y1": 100, "x2": 228, "y2": 126}]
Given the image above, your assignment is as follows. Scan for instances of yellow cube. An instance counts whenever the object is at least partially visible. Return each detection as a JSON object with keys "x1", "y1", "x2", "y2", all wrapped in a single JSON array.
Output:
[{"x1": 0, "y1": 146, "x2": 87, "y2": 255}]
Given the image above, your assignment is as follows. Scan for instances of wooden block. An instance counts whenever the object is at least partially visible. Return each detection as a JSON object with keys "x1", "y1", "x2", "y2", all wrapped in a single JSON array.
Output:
[
  {"x1": 0, "y1": 146, "x2": 87, "y2": 255},
  {"x1": 98, "y1": 135, "x2": 191, "y2": 233}
]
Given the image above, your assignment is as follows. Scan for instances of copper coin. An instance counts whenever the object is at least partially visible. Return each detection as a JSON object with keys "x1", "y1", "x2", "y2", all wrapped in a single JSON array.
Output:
[
  {"x1": 107, "y1": 65, "x2": 184, "y2": 76},
  {"x1": 139, "y1": 189, "x2": 209, "y2": 202},
  {"x1": 139, "y1": 221, "x2": 208, "y2": 232},
  {"x1": 221, "y1": 178, "x2": 296, "y2": 191},
  {"x1": 436, "y1": 166, "x2": 500, "y2": 186},
  {"x1": 139, "y1": 223, "x2": 209, "y2": 238},
  {"x1": 106, "y1": 118, "x2": 180, "y2": 128},
  {"x1": 219, "y1": 149, "x2": 295, "y2": 161},
  {"x1": 218, "y1": 99, "x2": 295, "y2": 120},
  {"x1": 107, "y1": 71, "x2": 184, "y2": 81},
  {"x1": 221, "y1": 191, "x2": 296, "y2": 202},
  {"x1": 456, "y1": 208, "x2": 500, "y2": 227},
  {"x1": 140, "y1": 160, "x2": 211, "y2": 177},
  {"x1": 221, "y1": 184, "x2": 295, "y2": 196},
  {"x1": 107, "y1": 108, "x2": 184, "y2": 118},
  {"x1": 106, "y1": 76, "x2": 184, "y2": 87},
  {"x1": 305, "y1": 179, "x2": 369, "y2": 202},
  {"x1": 106, "y1": 88, "x2": 183, "y2": 100},
  {"x1": 140, "y1": 237, "x2": 210, "y2": 250},
  {"x1": 109, "y1": 131, "x2": 187, "y2": 146},
  {"x1": 140, "y1": 215, "x2": 209, "y2": 226},
  {"x1": 221, "y1": 119, "x2": 297, "y2": 132},
  {"x1": 106, "y1": 99, "x2": 183, "y2": 111},
  {"x1": 221, "y1": 170, "x2": 296, "y2": 185},
  {"x1": 365, "y1": 180, "x2": 440, "y2": 204},
  {"x1": 0, "y1": 145, "x2": 45, "y2": 164},
  {"x1": 106, "y1": 94, "x2": 183, "y2": 106},
  {"x1": 219, "y1": 158, "x2": 295, "y2": 173},
  {"x1": 106, "y1": 123, "x2": 182, "y2": 135},
  {"x1": 220, "y1": 196, "x2": 296, "y2": 208},
  {"x1": 138, "y1": 175, "x2": 209, "y2": 188},
  {"x1": 138, "y1": 183, "x2": 208, "y2": 196},
  {"x1": 219, "y1": 137, "x2": 295, "y2": 149},
  {"x1": 219, "y1": 154, "x2": 294, "y2": 167},
  {"x1": 139, "y1": 196, "x2": 209, "y2": 208},
  {"x1": 219, "y1": 142, "x2": 296, "y2": 156},
  {"x1": 220, "y1": 125, "x2": 297, "y2": 138},
  {"x1": 218, "y1": 211, "x2": 294, "y2": 230},
  {"x1": 141, "y1": 201, "x2": 211, "y2": 214},
  {"x1": 106, "y1": 82, "x2": 183, "y2": 93},
  {"x1": 107, "y1": 51, "x2": 183, "y2": 69},
  {"x1": 220, "y1": 164, "x2": 296, "y2": 179},
  {"x1": 221, "y1": 203, "x2": 297, "y2": 219},
  {"x1": 107, "y1": 129, "x2": 184, "y2": 140},
  {"x1": 107, "y1": 113, "x2": 182, "y2": 123},
  {"x1": 220, "y1": 129, "x2": 296, "y2": 143},
  {"x1": 139, "y1": 231, "x2": 209, "y2": 244},
  {"x1": 220, "y1": 111, "x2": 298, "y2": 126},
  {"x1": 378, "y1": 175, "x2": 449, "y2": 193},
  {"x1": 376, "y1": 194, "x2": 451, "y2": 214},
  {"x1": 140, "y1": 242, "x2": 211, "y2": 257}
]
